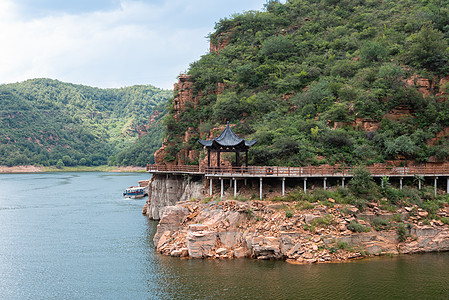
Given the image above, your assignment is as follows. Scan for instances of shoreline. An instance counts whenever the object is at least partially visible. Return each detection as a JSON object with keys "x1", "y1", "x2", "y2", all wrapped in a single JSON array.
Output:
[{"x1": 0, "y1": 165, "x2": 147, "y2": 174}]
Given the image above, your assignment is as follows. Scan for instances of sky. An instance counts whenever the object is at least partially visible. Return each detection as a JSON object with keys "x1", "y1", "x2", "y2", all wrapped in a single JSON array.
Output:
[{"x1": 0, "y1": 0, "x2": 272, "y2": 90}]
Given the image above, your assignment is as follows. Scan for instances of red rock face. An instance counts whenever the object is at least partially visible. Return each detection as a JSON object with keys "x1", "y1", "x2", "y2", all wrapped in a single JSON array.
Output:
[
  {"x1": 173, "y1": 75, "x2": 197, "y2": 121},
  {"x1": 210, "y1": 31, "x2": 232, "y2": 53}
]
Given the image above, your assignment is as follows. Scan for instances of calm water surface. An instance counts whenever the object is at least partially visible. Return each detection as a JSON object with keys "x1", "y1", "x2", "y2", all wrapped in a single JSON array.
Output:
[{"x1": 0, "y1": 172, "x2": 448, "y2": 299}]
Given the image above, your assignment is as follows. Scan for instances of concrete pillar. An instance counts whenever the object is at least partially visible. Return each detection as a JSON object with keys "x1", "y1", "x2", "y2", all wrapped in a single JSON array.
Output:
[
  {"x1": 234, "y1": 178, "x2": 237, "y2": 197},
  {"x1": 447, "y1": 177, "x2": 449, "y2": 194},
  {"x1": 435, "y1": 177, "x2": 438, "y2": 196},
  {"x1": 419, "y1": 179, "x2": 422, "y2": 190},
  {"x1": 220, "y1": 178, "x2": 224, "y2": 199},
  {"x1": 323, "y1": 177, "x2": 327, "y2": 190},
  {"x1": 282, "y1": 177, "x2": 285, "y2": 196},
  {"x1": 342, "y1": 177, "x2": 345, "y2": 188},
  {"x1": 400, "y1": 177, "x2": 403, "y2": 190},
  {"x1": 244, "y1": 178, "x2": 247, "y2": 186},
  {"x1": 209, "y1": 178, "x2": 213, "y2": 196},
  {"x1": 230, "y1": 179, "x2": 232, "y2": 188},
  {"x1": 303, "y1": 178, "x2": 307, "y2": 193},
  {"x1": 381, "y1": 179, "x2": 384, "y2": 189},
  {"x1": 260, "y1": 177, "x2": 263, "y2": 200}
]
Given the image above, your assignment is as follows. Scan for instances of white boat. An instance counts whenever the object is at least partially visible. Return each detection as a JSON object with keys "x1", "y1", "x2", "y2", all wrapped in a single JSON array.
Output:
[{"x1": 123, "y1": 186, "x2": 148, "y2": 199}]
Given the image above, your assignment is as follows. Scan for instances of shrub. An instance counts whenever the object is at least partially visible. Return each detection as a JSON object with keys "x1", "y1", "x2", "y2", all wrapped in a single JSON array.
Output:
[
  {"x1": 349, "y1": 166, "x2": 378, "y2": 199},
  {"x1": 311, "y1": 214, "x2": 333, "y2": 227},
  {"x1": 347, "y1": 220, "x2": 370, "y2": 233},
  {"x1": 371, "y1": 217, "x2": 390, "y2": 231},
  {"x1": 296, "y1": 201, "x2": 314, "y2": 210},
  {"x1": 396, "y1": 223, "x2": 410, "y2": 242}
]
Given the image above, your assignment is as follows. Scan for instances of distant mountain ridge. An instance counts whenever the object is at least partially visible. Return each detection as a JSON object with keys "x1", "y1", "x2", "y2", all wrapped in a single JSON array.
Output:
[{"x1": 0, "y1": 78, "x2": 172, "y2": 166}]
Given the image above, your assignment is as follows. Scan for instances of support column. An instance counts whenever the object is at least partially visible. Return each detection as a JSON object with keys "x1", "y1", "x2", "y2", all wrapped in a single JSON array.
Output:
[
  {"x1": 234, "y1": 178, "x2": 237, "y2": 197},
  {"x1": 323, "y1": 177, "x2": 327, "y2": 190},
  {"x1": 220, "y1": 178, "x2": 224, "y2": 199},
  {"x1": 244, "y1": 178, "x2": 247, "y2": 186},
  {"x1": 447, "y1": 177, "x2": 449, "y2": 194},
  {"x1": 400, "y1": 177, "x2": 403, "y2": 190},
  {"x1": 303, "y1": 178, "x2": 307, "y2": 193},
  {"x1": 419, "y1": 179, "x2": 422, "y2": 190},
  {"x1": 209, "y1": 178, "x2": 213, "y2": 196},
  {"x1": 435, "y1": 177, "x2": 438, "y2": 196},
  {"x1": 236, "y1": 152, "x2": 240, "y2": 167},
  {"x1": 207, "y1": 149, "x2": 210, "y2": 167},
  {"x1": 282, "y1": 178, "x2": 285, "y2": 196},
  {"x1": 342, "y1": 177, "x2": 345, "y2": 188},
  {"x1": 217, "y1": 151, "x2": 220, "y2": 167},
  {"x1": 230, "y1": 179, "x2": 232, "y2": 188},
  {"x1": 259, "y1": 177, "x2": 263, "y2": 200}
]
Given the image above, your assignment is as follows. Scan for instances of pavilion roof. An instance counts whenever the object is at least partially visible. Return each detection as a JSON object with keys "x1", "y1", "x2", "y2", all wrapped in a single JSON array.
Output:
[{"x1": 198, "y1": 122, "x2": 257, "y2": 149}]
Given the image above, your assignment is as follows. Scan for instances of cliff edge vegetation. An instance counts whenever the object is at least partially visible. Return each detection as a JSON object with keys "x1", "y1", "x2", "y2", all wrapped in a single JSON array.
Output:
[{"x1": 160, "y1": 0, "x2": 449, "y2": 167}]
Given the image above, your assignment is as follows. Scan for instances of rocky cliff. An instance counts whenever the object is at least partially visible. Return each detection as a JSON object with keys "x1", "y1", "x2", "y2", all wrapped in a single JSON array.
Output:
[
  {"x1": 152, "y1": 199, "x2": 449, "y2": 263},
  {"x1": 142, "y1": 174, "x2": 203, "y2": 220}
]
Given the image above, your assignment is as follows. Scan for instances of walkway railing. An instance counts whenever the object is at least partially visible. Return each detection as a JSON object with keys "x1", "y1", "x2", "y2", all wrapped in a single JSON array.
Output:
[{"x1": 146, "y1": 164, "x2": 449, "y2": 177}]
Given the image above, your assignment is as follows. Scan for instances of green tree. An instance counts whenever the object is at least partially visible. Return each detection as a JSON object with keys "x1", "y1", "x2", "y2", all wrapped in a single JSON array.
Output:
[{"x1": 407, "y1": 23, "x2": 449, "y2": 75}]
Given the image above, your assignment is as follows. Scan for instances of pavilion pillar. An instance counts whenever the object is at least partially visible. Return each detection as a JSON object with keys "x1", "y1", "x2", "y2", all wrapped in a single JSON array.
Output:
[
  {"x1": 435, "y1": 177, "x2": 438, "y2": 196},
  {"x1": 400, "y1": 177, "x2": 403, "y2": 190},
  {"x1": 207, "y1": 149, "x2": 210, "y2": 167},
  {"x1": 303, "y1": 178, "x2": 307, "y2": 193},
  {"x1": 342, "y1": 177, "x2": 345, "y2": 188},
  {"x1": 282, "y1": 178, "x2": 285, "y2": 196},
  {"x1": 323, "y1": 177, "x2": 327, "y2": 190},
  {"x1": 236, "y1": 151, "x2": 240, "y2": 167},
  {"x1": 209, "y1": 178, "x2": 213, "y2": 196},
  {"x1": 234, "y1": 178, "x2": 237, "y2": 197},
  {"x1": 245, "y1": 150, "x2": 248, "y2": 168},
  {"x1": 220, "y1": 178, "x2": 224, "y2": 198},
  {"x1": 217, "y1": 151, "x2": 220, "y2": 167},
  {"x1": 259, "y1": 178, "x2": 263, "y2": 200}
]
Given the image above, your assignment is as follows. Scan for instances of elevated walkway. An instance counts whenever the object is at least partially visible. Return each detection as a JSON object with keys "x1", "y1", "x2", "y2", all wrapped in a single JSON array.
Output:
[{"x1": 146, "y1": 164, "x2": 449, "y2": 199}]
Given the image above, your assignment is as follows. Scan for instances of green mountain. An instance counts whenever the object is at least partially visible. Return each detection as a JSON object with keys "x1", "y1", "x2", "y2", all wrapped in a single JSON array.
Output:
[
  {"x1": 0, "y1": 78, "x2": 171, "y2": 166},
  {"x1": 165, "y1": 0, "x2": 449, "y2": 166}
]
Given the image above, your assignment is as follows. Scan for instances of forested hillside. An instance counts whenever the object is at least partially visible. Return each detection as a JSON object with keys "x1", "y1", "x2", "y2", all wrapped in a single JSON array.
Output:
[
  {"x1": 165, "y1": 0, "x2": 449, "y2": 167},
  {"x1": 0, "y1": 78, "x2": 171, "y2": 166}
]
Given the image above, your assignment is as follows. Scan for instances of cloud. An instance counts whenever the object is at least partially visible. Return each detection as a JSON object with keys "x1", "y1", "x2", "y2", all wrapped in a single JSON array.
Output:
[{"x1": 0, "y1": 0, "x2": 267, "y2": 89}]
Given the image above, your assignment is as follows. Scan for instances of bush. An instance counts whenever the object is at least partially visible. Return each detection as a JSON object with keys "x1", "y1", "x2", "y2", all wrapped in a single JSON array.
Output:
[
  {"x1": 311, "y1": 214, "x2": 333, "y2": 227},
  {"x1": 396, "y1": 223, "x2": 410, "y2": 242},
  {"x1": 349, "y1": 166, "x2": 379, "y2": 199},
  {"x1": 347, "y1": 220, "x2": 370, "y2": 233},
  {"x1": 371, "y1": 217, "x2": 390, "y2": 231}
]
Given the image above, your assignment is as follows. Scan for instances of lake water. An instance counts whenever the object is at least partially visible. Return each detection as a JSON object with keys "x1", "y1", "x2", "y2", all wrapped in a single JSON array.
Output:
[{"x1": 0, "y1": 172, "x2": 448, "y2": 299}]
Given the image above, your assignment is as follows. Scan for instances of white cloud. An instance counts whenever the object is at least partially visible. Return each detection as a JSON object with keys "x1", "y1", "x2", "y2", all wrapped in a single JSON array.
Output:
[{"x1": 0, "y1": 0, "x2": 267, "y2": 89}]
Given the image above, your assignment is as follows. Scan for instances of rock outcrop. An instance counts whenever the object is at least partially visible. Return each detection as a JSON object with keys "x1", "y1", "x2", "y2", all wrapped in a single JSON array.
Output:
[
  {"x1": 143, "y1": 174, "x2": 203, "y2": 220},
  {"x1": 152, "y1": 199, "x2": 449, "y2": 264}
]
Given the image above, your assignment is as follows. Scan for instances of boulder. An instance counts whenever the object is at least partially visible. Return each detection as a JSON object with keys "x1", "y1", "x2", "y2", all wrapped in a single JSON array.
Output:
[
  {"x1": 153, "y1": 206, "x2": 189, "y2": 246},
  {"x1": 186, "y1": 230, "x2": 217, "y2": 258}
]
